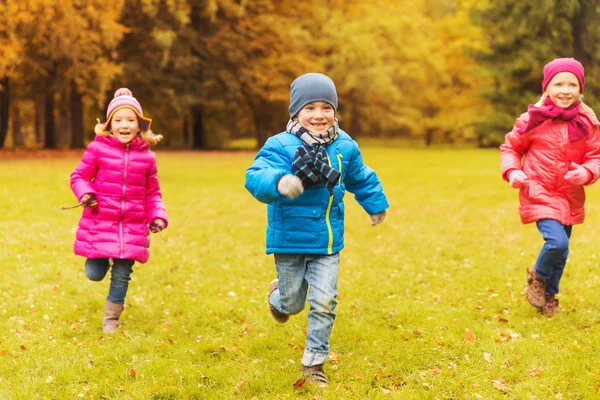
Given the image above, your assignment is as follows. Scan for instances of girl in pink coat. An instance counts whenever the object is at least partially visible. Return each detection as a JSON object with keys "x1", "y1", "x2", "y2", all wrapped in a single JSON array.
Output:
[
  {"x1": 70, "y1": 88, "x2": 168, "y2": 333},
  {"x1": 500, "y1": 58, "x2": 600, "y2": 315}
]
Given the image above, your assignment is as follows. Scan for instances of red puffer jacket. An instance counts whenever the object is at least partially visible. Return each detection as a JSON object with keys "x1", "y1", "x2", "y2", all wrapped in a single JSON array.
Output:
[
  {"x1": 500, "y1": 107, "x2": 600, "y2": 225},
  {"x1": 70, "y1": 135, "x2": 168, "y2": 263}
]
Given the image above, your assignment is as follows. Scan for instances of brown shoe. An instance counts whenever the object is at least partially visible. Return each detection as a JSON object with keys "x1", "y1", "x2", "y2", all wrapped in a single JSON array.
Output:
[
  {"x1": 541, "y1": 294, "x2": 559, "y2": 315},
  {"x1": 268, "y1": 279, "x2": 289, "y2": 323},
  {"x1": 102, "y1": 300, "x2": 124, "y2": 333},
  {"x1": 526, "y1": 268, "x2": 546, "y2": 309}
]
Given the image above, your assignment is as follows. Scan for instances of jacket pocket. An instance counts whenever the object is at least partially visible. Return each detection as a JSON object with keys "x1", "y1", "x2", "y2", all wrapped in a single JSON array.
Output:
[{"x1": 282, "y1": 206, "x2": 323, "y2": 243}]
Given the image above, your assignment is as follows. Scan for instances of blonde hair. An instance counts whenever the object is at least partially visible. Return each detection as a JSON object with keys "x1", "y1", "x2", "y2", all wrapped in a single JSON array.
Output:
[
  {"x1": 94, "y1": 118, "x2": 164, "y2": 147},
  {"x1": 581, "y1": 102, "x2": 597, "y2": 118}
]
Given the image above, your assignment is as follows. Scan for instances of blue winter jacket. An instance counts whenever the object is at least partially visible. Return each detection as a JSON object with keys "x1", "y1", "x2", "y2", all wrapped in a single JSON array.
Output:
[{"x1": 245, "y1": 130, "x2": 389, "y2": 255}]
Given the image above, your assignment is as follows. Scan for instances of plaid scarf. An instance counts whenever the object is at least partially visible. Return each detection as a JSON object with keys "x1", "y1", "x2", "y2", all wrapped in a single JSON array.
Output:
[
  {"x1": 286, "y1": 119, "x2": 341, "y2": 194},
  {"x1": 286, "y1": 118, "x2": 340, "y2": 146}
]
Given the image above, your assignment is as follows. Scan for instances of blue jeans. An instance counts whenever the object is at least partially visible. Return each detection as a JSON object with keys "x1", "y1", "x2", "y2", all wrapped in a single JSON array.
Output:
[
  {"x1": 85, "y1": 258, "x2": 134, "y2": 304},
  {"x1": 535, "y1": 219, "x2": 572, "y2": 295},
  {"x1": 269, "y1": 253, "x2": 340, "y2": 367}
]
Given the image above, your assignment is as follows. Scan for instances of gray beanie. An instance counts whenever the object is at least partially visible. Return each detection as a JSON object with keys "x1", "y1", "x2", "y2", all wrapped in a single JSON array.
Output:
[{"x1": 289, "y1": 73, "x2": 338, "y2": 117}]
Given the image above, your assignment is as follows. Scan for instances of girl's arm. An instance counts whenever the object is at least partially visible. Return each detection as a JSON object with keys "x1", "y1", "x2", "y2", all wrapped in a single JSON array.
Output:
[
  {"x1": 245, "y1": 137, "x2": 291, "y2": 204},
  {"x1": 344, "y1": 144, "x2": 389, "y2": 215},
  {"x1": 70, "y1": 144, "x2": 99, "y2": 201},
  {"x1": 500, "y1": 115, "x2": 532, "y2": 181},
  {"x1": 581, "y1": 125, "x2": 600, "y2": 185},
  {"x1": 146, "y1": 156, "x2": 168, "y2": 227}
]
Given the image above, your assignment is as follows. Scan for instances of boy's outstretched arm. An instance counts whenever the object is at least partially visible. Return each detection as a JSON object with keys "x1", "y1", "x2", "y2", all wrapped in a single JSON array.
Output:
[
  {"x1": 344, "y1": 146, "x2": 389, "y2": 218},
  {"x1": 245, "y1": 137, "x2": 293, "y2": 204}
]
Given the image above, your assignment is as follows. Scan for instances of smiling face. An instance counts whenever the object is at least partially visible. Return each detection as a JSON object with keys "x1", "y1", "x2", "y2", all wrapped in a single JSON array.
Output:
[
  {"x1": 544, "y1": 72, "x2": 581, "y2": 109},
  {"x1": 110, "y1": 108, "x2": 140, "y2": 143},
  {"x1": 295, "y1": 101, "x2": 335, "y2": 134}
]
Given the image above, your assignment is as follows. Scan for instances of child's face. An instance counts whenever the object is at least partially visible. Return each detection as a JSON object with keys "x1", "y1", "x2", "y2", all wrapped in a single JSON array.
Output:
[
  {"x1": 110, "y1": 108, "x2": 140, "y2": 143},
  {"x1": 544, "y1": 72, "x2": 581, "y2": 109},
  {"x1": 294, "y1": 101, "x2": 335, "y2": 134}
]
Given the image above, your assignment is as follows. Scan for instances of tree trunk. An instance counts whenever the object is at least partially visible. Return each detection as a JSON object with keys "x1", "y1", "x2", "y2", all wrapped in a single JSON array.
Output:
[
  {"x1": 44, "y1": 91, "x2": 56, "y2": 149},
  {"x1": 425, "y1": 128, "x2": 434, "y2": 146},
  {"x1": 57, "y1": 88, "x2": 71, "y2": 148},
  {"x1": 70, "y1": 81, "x2": 84, "y2": 148},
  {"x1": 35, "y1": 95, "x2": 45, "y2": 146},
  {"x1": 571, "y1": 2, "x2": 590, "y2": 67},
  {"x1": 0, "y1": 77, "x2": 9, "y2": 148},
  {"x1": 12, "y1": 104, "x2": 23, "y2": 148},
  {"x1": 254, "y1": 109, "x2": 269, "y2": 149},
  {"x1": 191, "y1": 105, "x2": 205, "y2": 149}
]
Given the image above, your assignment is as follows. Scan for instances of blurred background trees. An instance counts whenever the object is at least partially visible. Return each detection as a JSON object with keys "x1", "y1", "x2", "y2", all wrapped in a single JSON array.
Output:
[{"x1": 1, "y1": 0, "x2": 599, "y2": 150}]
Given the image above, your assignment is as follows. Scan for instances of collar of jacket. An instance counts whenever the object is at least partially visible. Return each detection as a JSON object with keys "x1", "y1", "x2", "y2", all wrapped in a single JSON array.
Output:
[{"x1": 95, "y1": 134, "x2": 148, "y2": 150}]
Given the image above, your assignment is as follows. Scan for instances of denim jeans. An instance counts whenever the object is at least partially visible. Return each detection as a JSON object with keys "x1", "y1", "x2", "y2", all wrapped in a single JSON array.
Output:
[
  {"x1": 85, "y1": 258, "x2": 135, "y2": 304},
  {"x1": 269, "y1": 253, "x2": 340, "y2": 367},
  {"x1": 534, "y1": 219, "x2": 572, "y2": 295}
]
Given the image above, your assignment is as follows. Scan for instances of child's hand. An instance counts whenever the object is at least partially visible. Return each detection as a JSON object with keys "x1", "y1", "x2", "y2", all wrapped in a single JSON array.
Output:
[
  {"x1": 564, "y1": 162, "x2": 591, "y2": 185},
  {"x1": 80, "y1": 194, "x2": 98, "y2": 207},
  {"x1": 149, "y1": 219, "x2": 166, "y2": 233},
  {"x1": 508, "y1": 170, "x2": 528, "y2": 188},
  {"x1": 370, "y1": 211, "x2": 386, "y2": 226},
  {"x1": 277, "y1": 174, "x2": 304, "y2": 200}
]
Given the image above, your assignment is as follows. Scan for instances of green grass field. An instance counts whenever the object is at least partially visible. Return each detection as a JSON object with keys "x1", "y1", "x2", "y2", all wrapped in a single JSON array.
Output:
[{"x1": 1, "y1": 147, "x2": 600, "y2": 399}]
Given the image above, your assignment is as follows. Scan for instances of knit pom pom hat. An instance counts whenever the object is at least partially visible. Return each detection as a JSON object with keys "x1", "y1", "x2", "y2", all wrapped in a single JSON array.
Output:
[
  {"x1": 101, "y1": 88, "x2": 152, "y2": 131},
  {"x1": 289, "y1": 73, "x2": 338, "y2": 118},
  {"x1": 542, "y1": 58, "x2": 585, "y2": 93}
]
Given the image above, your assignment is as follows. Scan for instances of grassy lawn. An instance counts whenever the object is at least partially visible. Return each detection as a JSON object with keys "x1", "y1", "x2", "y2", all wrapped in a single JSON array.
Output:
[{"x1": 1, "y1": 146, "x2": 600, "y2": 399}]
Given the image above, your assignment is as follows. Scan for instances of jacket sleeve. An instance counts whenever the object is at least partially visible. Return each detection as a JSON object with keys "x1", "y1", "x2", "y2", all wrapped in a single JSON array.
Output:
[
  {"x1": 344, "y1": 144, "x2": 389, "y2": 215},
  {"x1": 582, "y1": 125, "x2": 600, "y2": 185},
  {"x1": 70, "y1": 144, "x2": 98, "y2": 201},
  {"x1": 500, "y1": 116, "x2": 531, "y2": 181},
  {"x1": 245, "y1": 137, "x2": 290, "y2": 204},
  {"x1": 146, "y1": 154, "x2": 168, "y2": 227}
]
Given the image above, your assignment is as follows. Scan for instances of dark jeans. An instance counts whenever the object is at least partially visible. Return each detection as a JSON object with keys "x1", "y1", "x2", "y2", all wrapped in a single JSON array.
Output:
[
  {"x1": 534, "y1": 219, "x2": 572, "y2": 295},
  {"x1": 85, "y1": 258, "x2": 134, "y2": 304}
]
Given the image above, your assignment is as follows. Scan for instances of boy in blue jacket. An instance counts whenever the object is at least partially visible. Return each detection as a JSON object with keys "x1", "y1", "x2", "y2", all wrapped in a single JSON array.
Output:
[{"x1": 245, "y1": 73, "x2": 389, "y2": 387}]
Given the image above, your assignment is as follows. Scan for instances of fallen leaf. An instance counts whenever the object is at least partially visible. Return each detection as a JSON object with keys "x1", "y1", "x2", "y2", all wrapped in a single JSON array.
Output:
[
  {"x1": 293, "y1": 377, "x2": 306, "y2": 389},
  {"x1": 235, "y1": 379, "x2": 248, "y2": 392},
  {"x1": 464, "y1": 328, "x2": 477, "y2": 343},
  {"x1": 492, "y1": 379, "x2": 511, "y2": 392},
  {"x1": 128, "y1": 369, "x2": 136, "y2": 377},
  {"x1": 529, "y1": 368, "x2": 542, "y2": 377}
]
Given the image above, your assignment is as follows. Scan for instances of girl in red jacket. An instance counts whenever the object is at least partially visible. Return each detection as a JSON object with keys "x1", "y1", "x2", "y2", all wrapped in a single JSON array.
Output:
[
  {"x1": 70, "y1": 88, "x2": 168, "y2": 332},
  {"x1": 500, "y1": 58, "x2": 600, "y2": 315}
]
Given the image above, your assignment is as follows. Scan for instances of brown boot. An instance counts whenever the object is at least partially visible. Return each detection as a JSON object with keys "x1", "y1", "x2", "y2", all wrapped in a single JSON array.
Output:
[
  {"x1": 526, "y1": 268, "x2": 546, "y2": 309},
  {"x1": 102, "y1": 300, "x2": 124, "y2": 333},
  {"x1": 268, "y1": 279, "x2": 289, "y2": 323},
  {"x1": 541, "y1": 294, "x2": 559, "y2": 316}
]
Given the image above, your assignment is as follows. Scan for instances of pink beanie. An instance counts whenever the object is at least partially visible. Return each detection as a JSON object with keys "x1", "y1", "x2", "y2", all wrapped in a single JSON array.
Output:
[
  {"x1": 102, "y1": 88, "x2": 152, "y2": 131},
  {"x1": 542, "y1": 58, "x2": 585, "y2": 93}
]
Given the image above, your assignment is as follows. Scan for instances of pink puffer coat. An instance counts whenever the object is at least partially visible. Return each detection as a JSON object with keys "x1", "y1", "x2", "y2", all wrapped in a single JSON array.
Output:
[
  {"x1": 500, "y1": 107, "x2": 600, "y2": 225},
  {"x1": 70, "y1": 135, "x2": 168, "y2": 263}
]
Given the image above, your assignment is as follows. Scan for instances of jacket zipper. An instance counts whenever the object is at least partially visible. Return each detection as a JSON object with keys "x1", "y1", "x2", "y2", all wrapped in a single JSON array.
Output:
[
  {"x1": 325, "y1": 152, "x2": 339, "y2": 254},
  {"x1": 337, "y1": 153, "x2": 343, "y2": 186},
  {"x1": 119, "y1": 144, "x2": 130, "y2": 258}
]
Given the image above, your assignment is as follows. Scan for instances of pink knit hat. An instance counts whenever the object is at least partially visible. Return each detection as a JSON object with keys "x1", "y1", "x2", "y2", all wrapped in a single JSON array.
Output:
[
  {"x1": 542, "y1": 58, "x2": 585, "y2": 93},
  {"x1": 101, "y1": 88, "x2": 152, "y2": 131}
]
